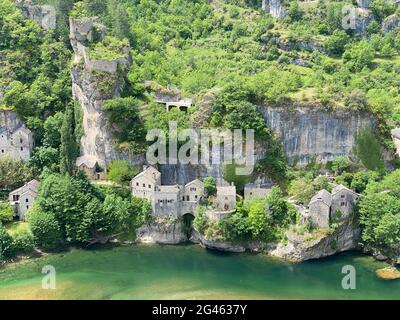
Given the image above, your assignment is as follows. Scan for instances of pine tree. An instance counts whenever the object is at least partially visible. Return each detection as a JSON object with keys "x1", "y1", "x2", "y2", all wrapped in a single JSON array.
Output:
[{"x1": 60, "y1": 103, "x2": 78, "y2": 175}]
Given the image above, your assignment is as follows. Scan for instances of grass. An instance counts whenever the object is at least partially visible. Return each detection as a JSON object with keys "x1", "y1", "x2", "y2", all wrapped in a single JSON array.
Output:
[{"x1": 5, "y1": 221, "x2": 30, "y2": 236}]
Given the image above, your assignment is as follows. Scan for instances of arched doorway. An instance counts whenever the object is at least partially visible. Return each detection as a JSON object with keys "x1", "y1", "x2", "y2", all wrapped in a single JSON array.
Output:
[{"x1": 181, "y1": 213, "x2": 195, "y2": 240}]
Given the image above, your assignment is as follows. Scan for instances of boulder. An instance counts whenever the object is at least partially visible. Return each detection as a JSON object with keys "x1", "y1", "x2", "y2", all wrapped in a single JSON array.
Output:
[{"x1": 382, "y1": 14, "x2": 400, "y2": 34}]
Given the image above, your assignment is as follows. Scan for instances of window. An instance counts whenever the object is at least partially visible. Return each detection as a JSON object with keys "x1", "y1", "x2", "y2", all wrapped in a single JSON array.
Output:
[
  {"x1": 13, "y1": 195, "x2": 19, "y2": 201},
  {"x1": 195, "y1": 195, "x2": 198, "y2": 199},
  {"x1": 250, "y1": 192, "x2": 253, "y2": 195},
  {"x1": 20, "y1": 147, "x2": 23, "y2": 151},
  {"x1": 186, "y1": 196, "x2": 189, "y2": 201},
  {"x1": 1, "y1": 150, "x2": 4, "y2": 153},
  {"x1": 20, "y1": 138, "x2": 23, "y2": 143},
  {"x1": 26, "y1": 198, "x2": 29, "y2": 203},
  {"x1": 341, "y1": 202, "x2": 346, "y2": 207},
  {"x1": 136, "y1": 182, "x2": 139, "y2": 186},
  {"x1": 341, "y1": 194, "x2": 345, "y2": 198},
  {"x1": 26, "y1": 206, "x2": 29, "y2": 209},
  {"x1": 148, "y1": 185, "x2": 151, "y2": 189},
  {"x1": 225, "y1": 197, "x2": 228, "y2": 200},
  {"x1": 143, "y1": 183, "x2": 146, "y2": 187}
]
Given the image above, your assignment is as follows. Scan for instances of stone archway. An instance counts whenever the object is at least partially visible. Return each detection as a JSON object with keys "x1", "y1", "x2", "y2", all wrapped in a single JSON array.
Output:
[{"x1": 181, "y1": 213, "x2": 195, "y2": 240}]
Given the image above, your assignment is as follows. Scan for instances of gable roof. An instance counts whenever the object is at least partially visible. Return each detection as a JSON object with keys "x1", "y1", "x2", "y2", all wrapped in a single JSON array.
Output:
[
  {"x1": 217, "y1": 185, "x2": 236, "y2": 197},
  {"x1": 332, "y1": 184, "x2": 359, "y2": 196},
  {"x1": 10, "y1": 179, "x2": 39, "y2": 196},
  {"x1": 309, "y1": 189, "x2": 332, "y2": 207},
  {"x1": 185, "y1": 179, "x2": 204, "y2": 188},
  {"x1": 12, "y1": 126, "x2": 32, "y2": 136},
  {"x1": 76, "y1": 155, "x2": 99, "y2": 169},
  {"x1": 132, "y1": 166, "x2": 161, "y2": 183}
]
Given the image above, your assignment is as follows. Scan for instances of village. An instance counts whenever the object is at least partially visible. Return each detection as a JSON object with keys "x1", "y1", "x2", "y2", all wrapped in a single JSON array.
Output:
[{"x1": 0, "y1": 107, "x2": 365, "y2": 233}]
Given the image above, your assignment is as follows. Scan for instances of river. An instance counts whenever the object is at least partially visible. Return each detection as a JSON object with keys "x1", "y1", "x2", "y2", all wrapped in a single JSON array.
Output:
[{"x1": 0, "y1": 245, "x2": 398, "y2": 300}]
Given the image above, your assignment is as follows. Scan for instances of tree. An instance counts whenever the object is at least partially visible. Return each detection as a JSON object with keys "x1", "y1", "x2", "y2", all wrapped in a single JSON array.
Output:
[
  {"x1": 11, "y1": 228, "x2": 34, "y2": 254},
  {"x1": 350, "y1": 171, "x2": 380, "y2": 193},
  {"x1": 0, "y1": 203, "x2": 14, "y2": 223},
  {"x1": 369, "y1": 0, "x2": 396, "y2": 22},
  {"x1": 203, "y1": 176, "x2": 217, "y2": 196},
  {"x1": 353, "y1": 128, "x2": 384, "y2": 172},
  {"x1": 325, "y1": 30, "x2": 350, "y2": 55},
  {"x1": 358, "y1": 170, "x2": 400, "y2": 263},
  {"x1": 0, "y1": 224, "x2": 13, "y2": 261},
  {"x1": 223, "y1": 163, "x2": 251, "y2": 192},
  {"x1": 60, "y1": 103, "x2": 78, "y2": 175},
  {"x1": 107, "y1": 160, "x2": 137, "y2": 185},
  {"x1": 331, "y1": 156, "x2": 351, "y2": 175},
  {"x1": 288, "y1": 178, "x2": 315, "y2": 204},
  {"x1": 30, "y1": 147, "x2": 60, "y2": 174},
  {"x1": 313, "y1": 176, "x2": 331, "y2": 192},
  {"x1": 246, "y1": 198, "x2": 268, "y2": 239},
  {"x1": 266, "y1": 187, "x2": 291, "y2": 224},
  {"x1": 343, "y1": 41, "x2": 375, "y2": 72},
  {"x1": 43, "y1": 112, "x2": 64, "y2": 148},
  {"x1": 28, "y1": 203, "x2": 64, "y2": 250},
  {"x1": 288, "y1": 1, "x2": 303, "y2": 21},
  {"x1": 0, "y1": 156, "x2": 33, "y2": 190}
]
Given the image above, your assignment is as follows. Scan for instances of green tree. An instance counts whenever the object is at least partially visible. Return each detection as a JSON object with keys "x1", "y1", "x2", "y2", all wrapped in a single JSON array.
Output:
[
  {"x1": 343, "y1": 41, "x2": 375, "y2": 72},
  {"x1": 203, "y1": 176, "x2": 217, "y2": 196},
  {"x1": 0, "y1": 203, "x2": 14, "y2": 223},
  {"x1": 107, "y1": 160, "x2": 137, "y2": 185},
  {"x1": 325, "y1": 30, "x2": 350, "y2": 55},
  {"x1": 353, "y1": 128, "x2": 384, "y2": 172},
  {"x1": 60, "y1": 103, "x2": 78, "y2": 175},
  {"x1": 28, "y1": 203, "x2": 64, "y2": 250},
  {"x1": 223, "y1": 163, "x2": 251, "y2": 192},
  {"x1": 0, "y1": 224, "x2": 14, "y2": 261},
  {"x1": 331, "y1": 156, "x2": 352, "y2": 175},
  {"x1": 0, "y1": 156, "x2": 33, "y2": 190},
  {"x1": 288, "y1": 178, "x2": 315, "y2": 204},
  {"x1": 358, "y1": 170, "x2": 400, "y2": 263}
]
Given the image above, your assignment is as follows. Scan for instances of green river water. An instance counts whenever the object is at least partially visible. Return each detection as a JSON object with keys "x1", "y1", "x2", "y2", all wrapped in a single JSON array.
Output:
[{"x1": 0, "y1": 245, "x2": 398, "y2": 300}]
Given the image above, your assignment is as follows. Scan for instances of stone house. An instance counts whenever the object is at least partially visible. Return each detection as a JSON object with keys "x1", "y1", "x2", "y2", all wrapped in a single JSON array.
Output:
[
  {"x1": 183, "y1": 179, "x2": 204, "y2": 202},
  {"x1": 153, "y1": 185, "x2": 182, "y2": 217},
  {"x1": 216, "y1": 185, "x2": 237, "y2": 211},
  {"x1": 244, "y1": 183, "x2": 271, "y2": 201},
  {"x1": 130, "y1": 166, "x2": 162, "y2": 201},
  {"x1": 307, "y1": 185, "x2": 360, "y2": 229},
  {"x1": 76, "y1": 155, "x2": 106, "y2": 181},
  {"x1": 0, "y1": 126, "x2": 33, "y2": 161},
  {"x1": 9, "y1": 180, "x2": 39, "y2": 221},
  {"x1": 130, "y1": 167, "x2": 238, "y2": 218},
  {"x1": 331, "y1": 185, "x2": 360, "y2": 221},
  {"x1": 131, "y1": 167, "x2": 206, "y2": 217},
  {"x1": 308, "y1": 189, "x2": 332, "y2": 229}
]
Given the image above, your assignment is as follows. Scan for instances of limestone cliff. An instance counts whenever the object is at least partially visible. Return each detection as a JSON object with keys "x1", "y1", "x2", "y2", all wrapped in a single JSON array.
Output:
[
  {"x1": 260, "y1": 104, "x2": 375, "y2": 165},
  {"x1": 262, "y1": 0, "x2": 286, "y2": 18},
  {"x1": 269, "y1": 217, "x2": 360, "y2": 262},
  {"x1": 70, "y1": 17, "x2": 132, "y2": 168},
  {"x1": 0, "y1": 110, "x2": 25, "y2": 132},
  {"x1": 16, "y1": 0, "x2": 56, "y2": 30},
  {"x1": 135, "y1": 218, "x2": 187, "y2": 244}
]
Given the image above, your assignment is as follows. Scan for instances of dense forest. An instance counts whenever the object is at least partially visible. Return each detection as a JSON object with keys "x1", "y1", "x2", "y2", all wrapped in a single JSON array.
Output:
[{"x1": 1, "y1": 0, "x2": 400, "y2": 265}]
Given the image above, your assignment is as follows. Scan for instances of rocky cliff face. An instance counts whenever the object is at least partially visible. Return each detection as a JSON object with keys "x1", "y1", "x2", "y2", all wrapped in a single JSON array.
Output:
[
  {"x1": 16, "y1": 0, "x2": 56, "y2": 30},
  {"x1": 269, "y1": 218, "x2": 360, "y2": 262},
  {"x1": 135, "y1": 218, "x2": 187, "y2": 244},
  {"x1": 0, "y1": 110, "x2": 24, "y2": 132},
  {"x1": 260, "y1": 105, "x2": 375, "y2": 165},
  {"x1": 382, "y1": 14, "x2": 400, "y2": 34},
  {"x1": 262, "y1": 0, "x2": 286, "y2": 18},
  {"x1": 70, "y1": 17, "x2": 132, "y2": 168}
]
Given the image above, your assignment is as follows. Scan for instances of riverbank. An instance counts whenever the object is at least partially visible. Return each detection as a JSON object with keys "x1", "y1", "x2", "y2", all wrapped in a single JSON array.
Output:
[{"x1": 0, "y1": 245, "x2": 399, "y2": 300}]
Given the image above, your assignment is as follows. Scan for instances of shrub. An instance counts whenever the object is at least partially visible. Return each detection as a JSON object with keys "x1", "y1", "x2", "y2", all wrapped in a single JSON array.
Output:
[{"x1": 11, "y1": 228, "x2": 34, "y2": 254}]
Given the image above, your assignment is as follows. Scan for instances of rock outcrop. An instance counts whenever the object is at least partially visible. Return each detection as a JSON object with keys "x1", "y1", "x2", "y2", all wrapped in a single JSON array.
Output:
[
  {"x1": 382, "y1": 14, "x2": 400, "y2": 34},
  {"x1": 0, "y1": 110, "x2": 24, "y2": 132},
  {"x1": 16, "y1": 0, "x2": 56, "y2": 29},
  {"x1": 260, "y1": 105, "x2": 375, "y2": 165},
  {"x1": 269, "y1": 217, "x2": 361, "y2": 262},
  {"x1": 354, "y1": 8, "x2": 373, "y2": 36},
  {"x1": 70, "y1": 17, "x2": 132, "y2": 169},
  {"x1": 135, "y1": 218, "x2": 187, "y2": 244},
  {"x1": 262, "y1": 0, "x2": 286, "y2": 18}
]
